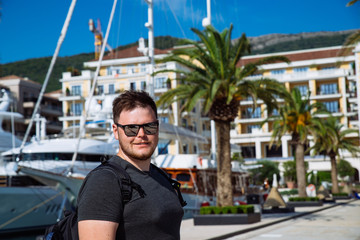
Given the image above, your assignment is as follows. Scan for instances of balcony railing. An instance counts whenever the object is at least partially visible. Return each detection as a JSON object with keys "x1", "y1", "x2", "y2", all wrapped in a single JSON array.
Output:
[{"x1": 246, "y1": 69, "x2": 348, "y2": 82}]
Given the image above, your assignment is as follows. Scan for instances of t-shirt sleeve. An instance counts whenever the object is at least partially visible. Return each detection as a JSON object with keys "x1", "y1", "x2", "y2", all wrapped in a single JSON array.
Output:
[{"x1": 77, "y1": 168, "x2": 123, "y2": 223}]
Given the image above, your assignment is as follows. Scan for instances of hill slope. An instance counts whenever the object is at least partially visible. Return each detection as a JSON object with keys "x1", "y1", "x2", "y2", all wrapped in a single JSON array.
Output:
[{"x1": 0, "y1": 30, "x2": 357, "y2": 92}]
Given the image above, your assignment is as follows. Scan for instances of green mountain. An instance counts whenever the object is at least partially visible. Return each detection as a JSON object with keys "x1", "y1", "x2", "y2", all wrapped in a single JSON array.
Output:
[{"x1": 0, "y1": 31, "x2": 356, "y2": 92}]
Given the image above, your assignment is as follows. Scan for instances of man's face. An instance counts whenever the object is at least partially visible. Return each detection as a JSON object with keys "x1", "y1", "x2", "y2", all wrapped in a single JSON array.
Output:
[{"x1": 113, "y1": 106, "x2": 158, "y2": 162}]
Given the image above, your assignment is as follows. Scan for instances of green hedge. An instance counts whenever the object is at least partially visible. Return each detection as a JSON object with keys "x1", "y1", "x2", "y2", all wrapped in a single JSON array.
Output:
[
  {"x1": 288, "y1": 197, "x2": 319, "y2": 202},
  {"x1": 280, "y1": 189, "x2": 298, "y2": 196},
  {"x1": 200, "y1": 205, "x2": 254, "y2": 215},
  {"x1": 333, "y1": 193, "x2": 348, "y2": 197}
]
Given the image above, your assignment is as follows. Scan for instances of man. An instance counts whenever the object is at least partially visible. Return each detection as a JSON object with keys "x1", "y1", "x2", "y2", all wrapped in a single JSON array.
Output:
[{"x1": 77, "y1": 90, "x2": 184, "y2": 239}]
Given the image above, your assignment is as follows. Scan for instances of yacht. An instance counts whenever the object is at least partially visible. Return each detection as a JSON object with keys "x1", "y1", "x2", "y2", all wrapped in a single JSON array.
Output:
[{"x1": 0, "y1": 89, "x2": 73, "y2": 234}]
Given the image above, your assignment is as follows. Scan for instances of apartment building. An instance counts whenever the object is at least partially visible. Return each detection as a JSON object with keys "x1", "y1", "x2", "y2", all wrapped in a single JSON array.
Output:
[
  {"x1": 58, "y1": 46, "x2": 210, "y2": 155},
  {"x1": 58, "y1": 42, "x2": 360, "y2": 180},
  {"x1": 0, "y1": 75, "x2": 62, "y2": 138},
  {"x1": 233, "y1": 44, "x2": 360, "y2": 181}
]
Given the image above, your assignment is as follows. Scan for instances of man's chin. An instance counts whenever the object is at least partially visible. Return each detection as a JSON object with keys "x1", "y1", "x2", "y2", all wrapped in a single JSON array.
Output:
[{"x1": 129, "y1": 151, "x2": 154, "y2": 161}]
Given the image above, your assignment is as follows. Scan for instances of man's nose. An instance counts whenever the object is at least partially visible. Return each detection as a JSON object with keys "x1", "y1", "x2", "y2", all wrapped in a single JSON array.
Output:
[{"x1": 136, "y1": 126, "x2": 146, "y2": 137}]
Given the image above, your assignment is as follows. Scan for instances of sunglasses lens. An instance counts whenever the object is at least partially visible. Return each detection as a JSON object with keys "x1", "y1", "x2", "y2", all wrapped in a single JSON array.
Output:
[
  {"x1": 143, "y1": 122, "x2": 158, "y2": 135},
  {"x1": 124, "y1": 125, "x2": 140, "y2": 137}
]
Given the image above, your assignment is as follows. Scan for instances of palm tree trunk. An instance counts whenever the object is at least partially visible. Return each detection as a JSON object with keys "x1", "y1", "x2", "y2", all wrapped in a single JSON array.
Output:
[
  {"x1": 330, "y1": 154, "x2": 340, "y2": 194},
  {"x1": 215, "y1": 120, "x2": 233, "y2": 206},
  {"x1": 295, "y1": 143, "x2": 307, "y2": 197}
]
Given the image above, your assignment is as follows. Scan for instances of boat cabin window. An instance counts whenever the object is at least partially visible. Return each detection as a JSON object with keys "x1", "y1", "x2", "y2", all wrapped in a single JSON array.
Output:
[
  {"x1": 176, "y1": 173, "x2": 191, "y2": 182},
  {"x1": 3, "y1": 153, "x2": 109, "y2": 162}
]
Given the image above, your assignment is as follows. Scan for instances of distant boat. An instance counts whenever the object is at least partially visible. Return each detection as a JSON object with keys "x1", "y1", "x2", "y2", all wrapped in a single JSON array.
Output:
[
  {"x1": 0, "y1": 89, "x2": 71, "y2": 234},
  {"x1": 0, "y1": 89, "x2": 22, "y2": 153}
]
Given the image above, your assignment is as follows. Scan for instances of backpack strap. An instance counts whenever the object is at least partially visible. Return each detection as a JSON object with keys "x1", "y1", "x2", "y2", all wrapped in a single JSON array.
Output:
[
  {"x1": 100, "y1": 161, "x2": 146, "y2": 204},
  {"x1": 151, "y1": 164, "x2": 187, "y2": 207}
]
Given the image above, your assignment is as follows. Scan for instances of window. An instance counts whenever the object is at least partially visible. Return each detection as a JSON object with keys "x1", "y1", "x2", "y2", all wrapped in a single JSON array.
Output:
[
  {"x1": 271, "y1": 109, "x2": 279, "y2": 116},
  {"x1": 193, "y1": 145, "x2": 197, "y2": 154},
  {"x1": 295, "y1": 85, "x2": 308, "y2": 96},
  {"x1": 97, "y1": 85, "x2": 104, "y2": 95},
  {"x1": 71, "y1": 103, "x2": 83, "y2": 116},
  {"x1": 266, "y1": 145, "x2": 282, "y2": 157},
  {"x1": 127, "y1": 64, "x2": 135, "y2": 74},
  {"x1": 293, "y1": 67, "x2": 308, "y2": 74},
  {"x1": 271, "y1": 69, "x2": 285, "y2": 75},
  {"x1": 107, "y1": 67, "x2": 112, "y2": 76},
  {"x1": 319, "y1": 83, "x2": 338, "y2": 95},
  {"x1": 71, "y1": 85, "x2": 81, "y2": 96},
  {"x1": 242, "y1": 107, "x2": 261, "y2": 118},
  {"x1": 108, "y1": 84, "x2": 115, "y2": 94},
  {"x1": 130, "y1": 82, "x2": 136, "y2": 90},
  {"x1": 246, "y1": 124, "x2": 261, "y2": 133},
  {"x1": 323, "y1": 101, "x2": 339, "y2": 113},
  {"x1": 141, "y1": 81, "x2": 146, "y2": 91},
  {"x1": 241, "y1": 146, "x2": 256, "y2": 158},
  {"x1": 155, "y1": 77, "x2": 167, "y2": 89},
  {"x1": 176, "y1": 173, "x2": 191, "y2": 182},
  {"x1": 158, "y1": 141, "x2": 168, "y2": 154},
  {"x1": 182, "y1": 119, "x2": 188, "y2": 128},
  {"x1": 183, "y1": 144, "x2": 188, "y2": 154},
  {"x1": 322, "y1": 67, "x2": 335, "y2": 71},
  {"x1": 160, "y1": 117, "x2": 169, "y2": 123},
  {"x1": 139, "y1": 63, "x2": 146, "y2": 72}
]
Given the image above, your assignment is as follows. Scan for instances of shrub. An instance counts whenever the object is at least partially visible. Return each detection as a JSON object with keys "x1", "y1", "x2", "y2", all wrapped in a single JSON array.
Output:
[
  {"x1": 288, "y1": 197, "x2": 319, "y2": 202},
  {"x1": 333, "y1": 193, "x2": 348, "y2": 197},
  {"x1": 280, "y1": 189, "x2": 298, "y2": 196},
  {"x1": 199, "y1": 205, "x2": 254, "y2": 215}
]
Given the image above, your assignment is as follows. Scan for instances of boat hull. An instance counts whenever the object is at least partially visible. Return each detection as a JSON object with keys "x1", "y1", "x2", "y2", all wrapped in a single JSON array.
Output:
[{"x1": 0, "y1": 186, "x2": 70, "y2": 234}]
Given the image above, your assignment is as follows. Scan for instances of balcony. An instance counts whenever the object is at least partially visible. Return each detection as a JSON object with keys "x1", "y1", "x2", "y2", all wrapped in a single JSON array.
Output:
[
  {"x1": 310, "y1": 93, "x2": 341, "y2": 100},
  {"x1": 246, "y1": 69, "x2": 348, "y2": 82},
  {"x1": 59, "y1": 91, "x2": 85, "y2": 101},
  {"x1": 40, "y1": 105, "x2": 63, "y2": 116}
]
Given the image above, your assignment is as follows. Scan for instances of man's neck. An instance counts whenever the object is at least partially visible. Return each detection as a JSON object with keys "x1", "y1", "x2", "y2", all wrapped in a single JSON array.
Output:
[{"x1": 117, "y1": 153, "x2": 150, "y2": 171}]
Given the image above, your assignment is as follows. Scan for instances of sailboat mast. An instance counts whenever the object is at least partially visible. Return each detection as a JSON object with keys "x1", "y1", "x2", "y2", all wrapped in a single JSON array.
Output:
[
  {"x1": 16, "y1": 0, "x2": 78, "y2": 161},
  {"x1": 145, "y1": 0, "x2": 155, "y2": 98},
  {"x1": 202, "y1": 0, "x2": 216, "y2": 163}
]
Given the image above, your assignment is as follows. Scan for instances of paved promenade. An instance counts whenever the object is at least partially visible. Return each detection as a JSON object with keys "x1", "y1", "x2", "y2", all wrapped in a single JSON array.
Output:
[{"x1": 180, "y1": 199, "x2": 359, "y2": 240}]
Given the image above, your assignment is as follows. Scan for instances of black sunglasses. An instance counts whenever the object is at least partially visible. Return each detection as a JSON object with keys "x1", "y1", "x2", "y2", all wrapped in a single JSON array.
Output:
[{"x1": 115, "y1": 121, "x2": 159, "y2": 137}]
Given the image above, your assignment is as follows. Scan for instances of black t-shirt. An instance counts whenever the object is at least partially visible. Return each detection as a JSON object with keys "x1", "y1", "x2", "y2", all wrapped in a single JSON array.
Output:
[{"x1": 77, "y1": 156, "x2": 184, "y2": 240}]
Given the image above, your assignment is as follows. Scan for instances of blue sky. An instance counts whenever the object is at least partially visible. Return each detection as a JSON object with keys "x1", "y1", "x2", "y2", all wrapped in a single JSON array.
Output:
[{"x1": 1, "y1": 0, "x2": 359, "y2": 64}]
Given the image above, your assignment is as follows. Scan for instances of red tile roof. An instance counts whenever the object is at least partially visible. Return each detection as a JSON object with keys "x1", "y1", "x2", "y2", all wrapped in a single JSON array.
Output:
[
  {"x1": 238, "y1": 47, "x2": 353, "y2": 66},
  {"x1": 98, "y1": 45, "x2": 170, "y2": 61},
  {"x1": 0, "y1": 75, "x2": 41, "y2": 85}
]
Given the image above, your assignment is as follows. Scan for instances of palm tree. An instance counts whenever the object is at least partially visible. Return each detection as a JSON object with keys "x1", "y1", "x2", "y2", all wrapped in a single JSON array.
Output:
[
  {"x1": 155, "y1": 25, "x2": 289, "y2": 206},
  {"x1": 310, "y1": 116, "x2": 360, "y2": 193},
  {"x1": 266, "y1": 89, "x2": 323, "y2": 197}
]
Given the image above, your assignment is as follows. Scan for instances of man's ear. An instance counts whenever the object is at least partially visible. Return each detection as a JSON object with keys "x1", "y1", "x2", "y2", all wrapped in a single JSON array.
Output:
[{"x1": 112, "y1": 124, "x2": 119, "y2": 140}]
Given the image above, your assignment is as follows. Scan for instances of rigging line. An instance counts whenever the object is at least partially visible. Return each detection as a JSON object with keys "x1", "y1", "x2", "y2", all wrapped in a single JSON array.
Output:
[
  {"x1": 0, "y1": 191, "x2": 64, "y2": 229},
  {"x1": 165, "y1": 0, "x2": 187, "y2": 39},
  {"x1": 68, "y1": 0, "x2": 118, "y2": 173},
  {"x1": 190, "y1": 0, "x2": 196, "y2": 39},
  {"x1": 115, "y1": 0, "x2": 124, "y2": 59},
  {"x1": 16, "y1": 0, "x2": 78, "y2": 161}
]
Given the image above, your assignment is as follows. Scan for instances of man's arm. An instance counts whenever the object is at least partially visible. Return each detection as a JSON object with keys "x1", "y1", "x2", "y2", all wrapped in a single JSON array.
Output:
[{"x1": 78, "y1": 220, "x2": 119, "y2": 240}]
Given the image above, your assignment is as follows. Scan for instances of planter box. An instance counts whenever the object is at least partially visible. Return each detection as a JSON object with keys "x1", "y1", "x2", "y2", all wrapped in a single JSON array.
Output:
[
  {"x1": 262, "y1": 206, "x2": 295, "y2": 213},
  {"x1": 287, "y1": 201, "x2": 323, "y2": 207},
  {"x1": 193, "y1": 213, "x2": 261, "y2": 225},
  {"x1": 333, "y1": 195, "x2": 351, "y2": 200}
]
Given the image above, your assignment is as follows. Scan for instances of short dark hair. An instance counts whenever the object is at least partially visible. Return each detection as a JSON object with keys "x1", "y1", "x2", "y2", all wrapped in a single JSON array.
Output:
[{"x1": 112, "y1": 90, "x2": 157, "y2": 123}]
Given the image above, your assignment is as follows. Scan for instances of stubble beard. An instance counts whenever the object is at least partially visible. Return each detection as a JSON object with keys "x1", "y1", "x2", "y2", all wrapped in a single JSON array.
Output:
[{"x1": 119, "y1": 140, "x2": 157, "y2": 161}]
